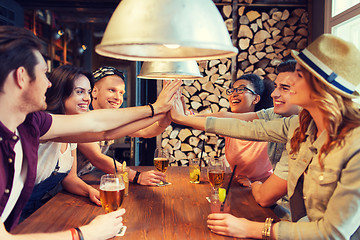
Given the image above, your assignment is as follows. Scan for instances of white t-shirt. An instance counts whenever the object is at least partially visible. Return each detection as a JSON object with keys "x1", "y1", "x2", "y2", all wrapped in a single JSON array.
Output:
[{"x1": 35, "y1": 142, "x2": 77, "y2": 184}]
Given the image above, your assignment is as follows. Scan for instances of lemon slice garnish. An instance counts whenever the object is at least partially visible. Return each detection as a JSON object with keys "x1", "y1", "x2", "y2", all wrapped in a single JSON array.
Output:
[
  {"x1": 122, "y1": 161, "x2": 126, "y2": 172},
  {"x1": 218, "y1": 187, "x2": 226, "y2": 203}
]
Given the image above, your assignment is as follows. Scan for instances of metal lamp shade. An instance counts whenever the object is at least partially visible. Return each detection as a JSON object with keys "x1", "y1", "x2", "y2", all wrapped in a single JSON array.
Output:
[
  {"x1": 138, "y1": 61, "x2": 202, "y2": 80},
  {"x1": 95, "y1": 0, "x2": 238, "y2": 61}
]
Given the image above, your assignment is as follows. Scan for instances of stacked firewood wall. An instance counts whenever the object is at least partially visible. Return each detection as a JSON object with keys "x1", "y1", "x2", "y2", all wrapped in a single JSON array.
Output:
[{"x1": 162, "y1": 2, "x2": 309, "y2": 166}]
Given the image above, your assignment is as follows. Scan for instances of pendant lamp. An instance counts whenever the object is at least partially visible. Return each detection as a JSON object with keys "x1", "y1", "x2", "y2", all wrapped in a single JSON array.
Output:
[
  {"x1": 95, "y1": 0, "x2": 238, "y2": 61},
  {"x1": 138, "y1": 61, "x2": 202, "y2": 80}
]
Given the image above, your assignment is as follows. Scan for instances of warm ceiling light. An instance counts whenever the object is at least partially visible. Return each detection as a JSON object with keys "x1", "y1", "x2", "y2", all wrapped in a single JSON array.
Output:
[
  {"x1": 95, "y1": 0, "x2": 238, "y2": 61},
  {"x1": 138, "y1": 61, "x2": 203, "y2": 80},
  {"x1": 57, "y1": 30, "x2": 64, "y2": 36},
  {"x1": 53, "y1": 29, "x2": 64, "y2": 40},
  {"x1": 163, "y1": 44, "x2": 181, "y2": 49}
]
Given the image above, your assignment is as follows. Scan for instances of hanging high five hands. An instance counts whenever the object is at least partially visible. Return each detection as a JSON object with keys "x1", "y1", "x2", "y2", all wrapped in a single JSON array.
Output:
[
  {"x1": 170, "y1": 90, "x2": 187, "y2": 121},
  {"x1": 152, "y1": 79, "x2": 182, "y2": 115},
  {"x1": 170, "y1": 88, "x2": 207, "y2": 131}
]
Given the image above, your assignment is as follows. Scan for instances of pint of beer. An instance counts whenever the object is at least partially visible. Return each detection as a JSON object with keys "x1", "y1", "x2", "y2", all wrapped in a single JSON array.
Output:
[
  {"x1": 100, "y1": 174, "x2": 125, "y2": 213},
  {"x1": 153, "y1": 148, "x2": 171, "y2": 186}
]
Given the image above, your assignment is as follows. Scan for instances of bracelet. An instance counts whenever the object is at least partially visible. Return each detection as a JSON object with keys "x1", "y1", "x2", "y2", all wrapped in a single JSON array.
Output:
[
  {"x1": 186, "y1": 109, "x2": 195, "y2": 115},
  {"x1": 262, "y1": 218, "x2": 273, "y2": 240},
  {"x1": 70, "y1": 228, "x2": 79, "y2": 240},
  {"x1": 133, "y1": 171, "x2": 141, "y2": 184},
  {"x1": 75, "y1": 227, "x2": 84, "y2": 240},
  {"x1": 148, "y1": 103, "x2": 154, "y2": 117}
]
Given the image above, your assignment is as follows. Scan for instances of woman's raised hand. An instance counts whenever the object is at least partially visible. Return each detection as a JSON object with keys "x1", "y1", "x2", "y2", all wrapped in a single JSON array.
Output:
[{"x1": 153, "y1": 80, "x2": 182, "y2": 115}]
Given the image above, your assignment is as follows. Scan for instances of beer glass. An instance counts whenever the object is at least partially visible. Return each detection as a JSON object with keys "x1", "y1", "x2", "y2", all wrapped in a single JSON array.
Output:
[
  {"x1": 100, "y1": 174, "x2": 125, "y2": 213},
  {"x1": 154, "y1": 148, "x2": 170, "y2": 186},
  {"x1": 207, "y1": 157, "x2": 225, "y2": 193}
]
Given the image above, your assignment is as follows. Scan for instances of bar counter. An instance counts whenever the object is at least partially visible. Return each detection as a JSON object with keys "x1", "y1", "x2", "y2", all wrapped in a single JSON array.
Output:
[{"x1": 11, "y1": 166, "x2": 279, "y2": 239}]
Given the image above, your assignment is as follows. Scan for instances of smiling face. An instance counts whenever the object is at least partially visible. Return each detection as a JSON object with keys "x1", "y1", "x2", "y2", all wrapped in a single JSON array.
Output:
[
  {"x1": 271, "y1": 72, "x2": 301, "y2": 117},
  {"x1": 288, "y1": 63, "x2": 314, "y2": 110},
  {"x1": 228, "y1": 80, "x2": 259, "y2": 113},
  {"x1": 63, "y1": 75, "x2": 91, "y2": 115},
  {"x1": 91, "y1": 75, "x2": 125, "y2": 109}
]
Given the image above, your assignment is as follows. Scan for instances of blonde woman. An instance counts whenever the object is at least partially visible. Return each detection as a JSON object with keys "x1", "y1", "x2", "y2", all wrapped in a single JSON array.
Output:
[{"x1": 171, "y1": 34, "x2": 360, "y2": 239}]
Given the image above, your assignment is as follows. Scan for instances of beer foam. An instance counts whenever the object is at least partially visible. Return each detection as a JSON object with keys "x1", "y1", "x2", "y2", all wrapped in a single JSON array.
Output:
[{"x1": 100, "y1": 182, "x2": 125, "y2": 191}]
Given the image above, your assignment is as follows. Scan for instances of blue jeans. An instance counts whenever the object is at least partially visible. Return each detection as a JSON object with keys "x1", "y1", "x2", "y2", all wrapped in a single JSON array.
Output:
[{"x1": 20, "y1": 171, "x2": 68, "y2": 221}]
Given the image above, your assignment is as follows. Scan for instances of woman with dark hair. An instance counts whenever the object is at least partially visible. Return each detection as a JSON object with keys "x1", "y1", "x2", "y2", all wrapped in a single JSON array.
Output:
[
  {"x1": 223, "y1": 73, "x2": 274, "y2": 186},
  {"x1": 21, "y1": 65, "x2": 100, "y2": 220},
  {"x1": 45, "y1": 65, "x2": 94, "y2": 114}
]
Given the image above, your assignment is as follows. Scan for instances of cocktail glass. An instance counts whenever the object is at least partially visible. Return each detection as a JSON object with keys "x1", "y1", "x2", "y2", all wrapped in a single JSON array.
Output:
[{"x1": 207, "y1": 157, "x2": 225, "y2": 194}]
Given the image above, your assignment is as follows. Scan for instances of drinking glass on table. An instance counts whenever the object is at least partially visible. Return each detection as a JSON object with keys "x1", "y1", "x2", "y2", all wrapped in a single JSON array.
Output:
[
  {"x1": 116, "y1": 166, "x2": 129, "y2": 196},
  {"x1": 207, "y1": 157, "x2": 225, "y2": 194},
  {"x1": 189, "y1": 158, "x2": 201, "y2": 184},
  {"x1": 100, "y1": 174, "x2": 125, "y2": 213},
  {"x1": 209, "y1": 190, "x2": 231, "y2": 213},
  {"x1": 154, "y1": 148, "x2": 170, "y2": 186}
]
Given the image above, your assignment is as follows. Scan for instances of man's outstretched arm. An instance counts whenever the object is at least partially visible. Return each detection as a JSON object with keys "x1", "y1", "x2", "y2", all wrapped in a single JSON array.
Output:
[{"x1": 41, "y1": 80, "x2": 182, "y2": 141}]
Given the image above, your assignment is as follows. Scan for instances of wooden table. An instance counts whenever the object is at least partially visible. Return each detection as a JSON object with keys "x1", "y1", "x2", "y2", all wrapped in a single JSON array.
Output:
[{"x1": 11, "y1": 166, "x2": 279, "y2": 239}]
